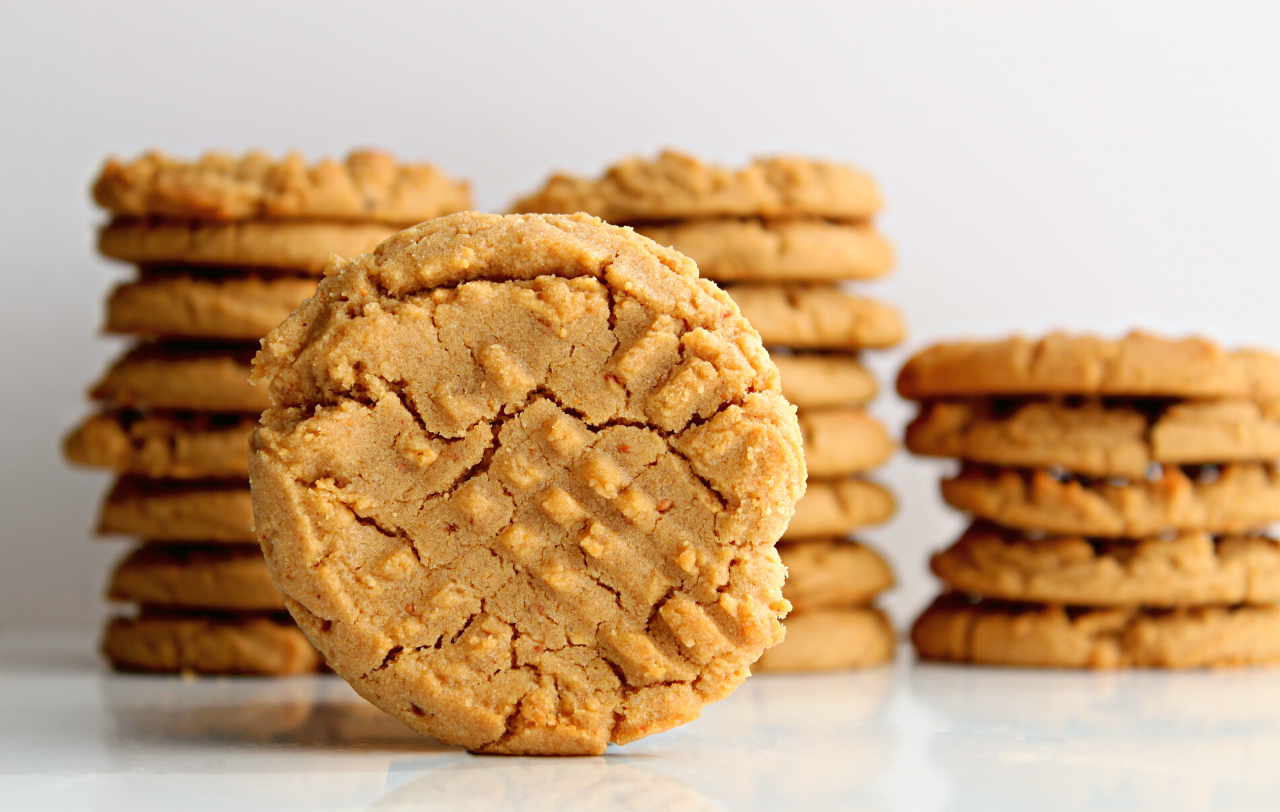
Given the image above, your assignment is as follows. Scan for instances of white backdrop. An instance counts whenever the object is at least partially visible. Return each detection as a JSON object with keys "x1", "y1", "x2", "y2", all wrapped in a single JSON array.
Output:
[{"x1": 2, "y1": 1, "x2": 1277, "y2": 632}]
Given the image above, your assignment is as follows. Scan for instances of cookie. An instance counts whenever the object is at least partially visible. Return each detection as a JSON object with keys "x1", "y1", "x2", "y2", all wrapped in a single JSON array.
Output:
[
  {"x1": 98, "y1": 219, "x2": 401, "y2": 275},
  {"x1": 779, "y1": 539, "x2": 894, "y2": 611},
  {"x1": 772, "y1": 353, "x2": 877, "y2": 408},
  {"x1": 897, "y1": 332, "x2": 1280, "y2": 401},
  {"x1": 912, "y1": 594, "x2": 1280, "y2": 669},
  {"x1": 753, "y1": 607, "x2": 895, "y2": 673},
  {"x1": 907, "y1": 398, "x2": 1280, "y2": 479},
  {"x1": 89, "y1": 343, "x2": 266, "y2": 412},
  {"x1": 104, "y1": 271, "x2": 317, "y2": 340},
  {"x1": 102, "y1": 610, "x2": 322, "y2": 675},
  {"x1": 941, "y1": 463, "x2": 1280, "y2": 537},
  {"x1": 93, "y1": 149, "x2": 470, "y2": 223},
  {"x1": 931, "y1": 523, "x2": 1280, "y2": 607},
  {"x1": 107, "y1": 543, "x2": 283, "y2": 610},
  {"x1": 635, "y1": 219, "x2": 893, "y2": 283},
  {"x1": 98, "y1": 477, "x2": 254, "y2": 543},
  {"x1": 249, "y1": 212, "x2": 806, "y2": 755},
  {"x1": 63, "y1": 411, "x2": 254, "y2": 480},
  {"x1": 511, "y1": 150, "x2": 881, "y2": 223},
  {"x1": 725, "y1": 285, "x2": 905, "y2": 350},
  {"x1": 799, "y1": 407, "x2": 895, "y2": 478},
  {"x1": 783, "y1": 478, "x2": 895, "y2": 540}
]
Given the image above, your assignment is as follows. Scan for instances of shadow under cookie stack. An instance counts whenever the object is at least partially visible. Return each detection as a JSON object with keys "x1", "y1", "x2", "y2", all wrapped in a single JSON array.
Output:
[
  {"x1": 63, "y1": 150, "x2": 470, "y2": 675},
  {"x1": 901, "y1": 332, "x2": 1280, "y2": 668},
  {"x1": 514, "y1": 151, "x2": 906, "y2": 672}
]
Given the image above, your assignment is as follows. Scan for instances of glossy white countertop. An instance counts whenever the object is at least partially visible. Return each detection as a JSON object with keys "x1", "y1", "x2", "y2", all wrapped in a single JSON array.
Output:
[{"x1": 3, "y1": 630, "x2": 1279, "y2": 812}]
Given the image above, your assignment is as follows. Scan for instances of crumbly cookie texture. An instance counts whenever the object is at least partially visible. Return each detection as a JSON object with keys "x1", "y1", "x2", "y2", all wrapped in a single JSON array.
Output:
[
  {"x1": 248, "y1": 212, "x2": 805, "y2": 755},
  {"x1": 90, "y1": 343, "x2": 267, "y2": 413},
  {"x1": 511, "y1": 150, "x2": 880, "y2": 223},
  {"x1": 772, "y1": 353, "x2": 877, "y2": 408},
  {"x1": 907, "y1": 398, "x2": 1280, "y2": 479},
  {"x1": 783, "y1": 478, "x2": 895, "y2": 540},
  {"x1": 912, "y1": 595, "x2": 1280, "y2": 669},
  {"x1": 105, "y1": 271, "x2": 318, "y2": 341},
  {"x1": 942, "y1": 464, "x2": 1280, "y2": 538},
  {"x1": 798, "y1": 408, "x2": 895, "y2": 478},
  {"x1": 102, "y1": 611, "x2": 321, "y2": 675},
  {"x1": 64, "y1": 411, "x2": 254, "y2": 480},
  {"x1": 93, "y1": 150, "x2": 470, "y2": 224},
  {"x1": 97, "y1": 477, "x2": 254, "y2": 543},
  {"x1": 779, "y1": 539, "x2": 894, "y2": 611},
  {"x1": 636, "y1": 219, "x2": 893, "y2": 282},
  {"x1": 725, "y1": 284, "x2": 905, "y2": 350},
  {"x1": 753, "y1": 607, "x2": 894, "y2": 673},
  {"x1": 99, "y1": 219, "x2": 401, "y2": 274},
  {"x1": 897, "y1": 332, "x2": 1280, "y2": 401},
  {"x1": 932, "y1": 523, "x2": 1280, "y2": 607},
  {"x1": 108, "y1": 544, "x2": 284, "y2": 611}
]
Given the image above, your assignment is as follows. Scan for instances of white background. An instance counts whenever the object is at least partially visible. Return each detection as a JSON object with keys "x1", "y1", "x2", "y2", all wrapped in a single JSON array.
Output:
[{"x1": 1, "y1": 1, "x2": 1277, "y2": 632}]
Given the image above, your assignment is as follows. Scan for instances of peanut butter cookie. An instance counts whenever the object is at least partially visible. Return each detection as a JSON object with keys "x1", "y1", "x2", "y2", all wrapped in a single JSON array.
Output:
[
  {"x1": 772, "y1": 353, "x2": 877, "y2": 408},
  {"x1": 725, "y1": 285, "x2": 905, "y2": 350},
  {"x1": 104, "y1": 271, "x2": 317, "y2": 340},
  {"x1": 754, "y1": 607, "x2": 894, "y2": 673},
  {"x1": 779, "y1": 539, "x2": 894, "y2": 611},
  {"x1": 64, "y1": 411, "x2": 254, "y2": 480},
  {"x1": 97, "y1": 477, "x2": 254, "y2": 543},
  {"x1": 108, "y1": 544, "x2": 284, "y2": 611},
  {"x1": 90, "y1": 343, "x2": 266, "y2": 413},
  {"x1": 102, "y1": 610, "x2": 321, "y2": 675},
  {"x1": 783, "y1": 478, "x2": 895, "y2": 540}
]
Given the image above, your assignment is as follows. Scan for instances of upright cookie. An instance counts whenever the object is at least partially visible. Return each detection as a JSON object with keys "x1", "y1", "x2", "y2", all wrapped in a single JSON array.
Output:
[
  {"x1": 97, "y1": 477, "x2": 254, "y2": 543},
  {"x1": 754, "y1": 607, "x2": 895, "y2": 673},
  {"x1": 104, "y1": 271, "x2": 317, "y2": 340},
  {"x1": 89, "y1": 343, "x2": 266, "y2": 413},
  {"x1": 783, "y1": 478, "x2": 895, "y2": 540},
  {"x1": 102, "y1": 610, "x2": 321, "y2": 675},
  {"x1": 64, "y1": 411, "x2": 254, "y2": 480},
  {"x1": 108, "y1": 543, "x2": 284, "y2": 610},
  {"x1": 725, "y1": 285, "x2": 905, "y2": 350},
  {"x1": 249, "y1": 212, "x2": 806, "y2": 755}
]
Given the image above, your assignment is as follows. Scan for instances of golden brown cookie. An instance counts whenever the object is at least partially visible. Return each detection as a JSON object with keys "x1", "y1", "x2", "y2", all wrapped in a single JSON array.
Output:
[
  {"x1": 63, "y1": 411, "x2": 254, "y2": 480},
  {"x1": 779, "y1": 539, "x2": 894, "y2": 611},
  {"x1": 912, "y1": 595, "x2": 1280, "y2": 669},
  {"x1": 635, "y1": 219, "x2": 893, "y2": 282},
  {"x1": 772, "y1": 353, "x2": 877, "y2": 408},
  {"x1": 512, "y1": 150, "x2": 880, "y2": 223},
  {"x1": 799, "y1": 407, "x2": 895, "y2": 478},
  {"x1": 90, "y1": 343, "x2": 266, "y2": 413},
  {"x1": 97, "y1": 477, "x2": 254, "y2": 543},
  {"x1": 897, "y1": 332, "x2": 1280, "y2": 401},
  {"x1": 93, "y1": 149, "x2": 470, "y2": 223},
  {"x1": 783, "y1": 478, "x2": 895, "y2": 540},
  {"x1": 907, "y1": 398, "x2": 1280, "y2": 479},
  {"x1": 104, "y1": 271, "x2": 318, "y2": 340},
  {"x1": 102, "y1": 610, "x2": 322, "y2": 675},
  {"x1": 725, "y1": 285, "x2": 905, "y2": 350},
  {"x1": 931, "y1": 523, "x2": 1280, "y2": 607},
  {"x1": 753, "y1": 607, "x2": 895, "y2": 673},
  {"x1": 98, "y1": 219, "x2": 402, "y2": 275},
  {"x1": 941, "y1": 464, "x2": 1280, "y2": 537},
  {"x1": 249, "y1": 212, "x2": 806, "y2": 755},
  {"x1": 107, "y1": 544, "x2": 284, "y2": 610}
]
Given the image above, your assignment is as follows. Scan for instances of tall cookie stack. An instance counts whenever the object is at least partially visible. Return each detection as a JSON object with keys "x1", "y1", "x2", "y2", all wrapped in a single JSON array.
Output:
[
  {"x1": 64, "y1": 150, "x2": 470, "y2": 675},
  {"x1": 901, "y1": 332, "x2": 1280, "y2": 668},
  {"x1": 514, "y1": 151, "x2": 905, "y2": 672}
]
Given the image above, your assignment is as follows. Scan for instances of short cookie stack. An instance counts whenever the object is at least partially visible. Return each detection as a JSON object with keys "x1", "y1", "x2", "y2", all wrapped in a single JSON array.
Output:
[
  {"x1": 900, "y1": 332, "x2": 1280, "y2": 668},
  {"x1": 63, "y1": 150, "x2": 470, "y2": 674},
  {"x1": 513, "y1": 151, "x2": 905, "y2": 672}
]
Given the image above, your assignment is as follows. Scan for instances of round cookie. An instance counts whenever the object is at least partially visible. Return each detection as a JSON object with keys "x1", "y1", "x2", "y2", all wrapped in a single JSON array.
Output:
[
  {"x1": 897, "y1": 332, "x2": 1280, "y2": 401},
  {"x1": 93, "y1": 149, "x2": 470, "y2": 223},
  {"x1": 64, "y1": 411, "x2": 255, "y2": 480},
  {"x1": 941, "y1": 464, "x2": 1280, "y2": 538},
  {"x1": 102, "y1": 611, "x2": 321, "y2": 675},
  {"x1": 931, "y1": 523, "x2": 1280, "y2": 607},
  {"x1": 511, "y1": 150, "x2": 881, "y2": 223},
  {"x1": 907, "y1": 398, "x2": 1280, "y2": 479},
  {"x1": 912, "y1": 595, "x2": 1280, "y2": 669},
  {"x1": 105, "y1": 271, "x2": 318, "y2": 340},
  {"x1": 99, "y1": 219, "x2": 402, "y2": 275},
  {"x1": 753, "y1": 607, "x2": 895, "y2": 673},
  {"x1": 772, "y1": 353, "x2": 877, "y2": 409},
  {"x1": 725, "y1": 284, "x2": 905, "y2": 350},
  {"x1": 97, "y1": 477, "x2": 254, "y2": 543},
  {"x1": 248, "y1": 212, "x2": 806, "y2": 755},
  {"x1": 779, "y1": 539, "x2": 894, "y2": 612},
  {"x1": 108, "y1": 544, "x2": 284, "y2": 611},
  {"x1": 798, "y1": 407, "x2": 895, "y2": 478},
  {"x1": 783, "y1": 478, "x2": 896, "y2": 540},
  {"x1": 635, "y1": 220, "x2": 893, "y2": 283},
  {"x1": 90, "y1": 343, "x2": 267, "y2": 413}
]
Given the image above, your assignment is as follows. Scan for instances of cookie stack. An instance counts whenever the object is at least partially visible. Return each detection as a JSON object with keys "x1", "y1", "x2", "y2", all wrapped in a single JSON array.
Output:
[
  {"x1": 513, "y1": 151, "x2": 905, "y2": 672},
  {"x1": 901, "y1": 332, "x2": 1280, "y2": 668},
  {"x1": 64, "y1": 150, "x2": 470, "y2": 674}
]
